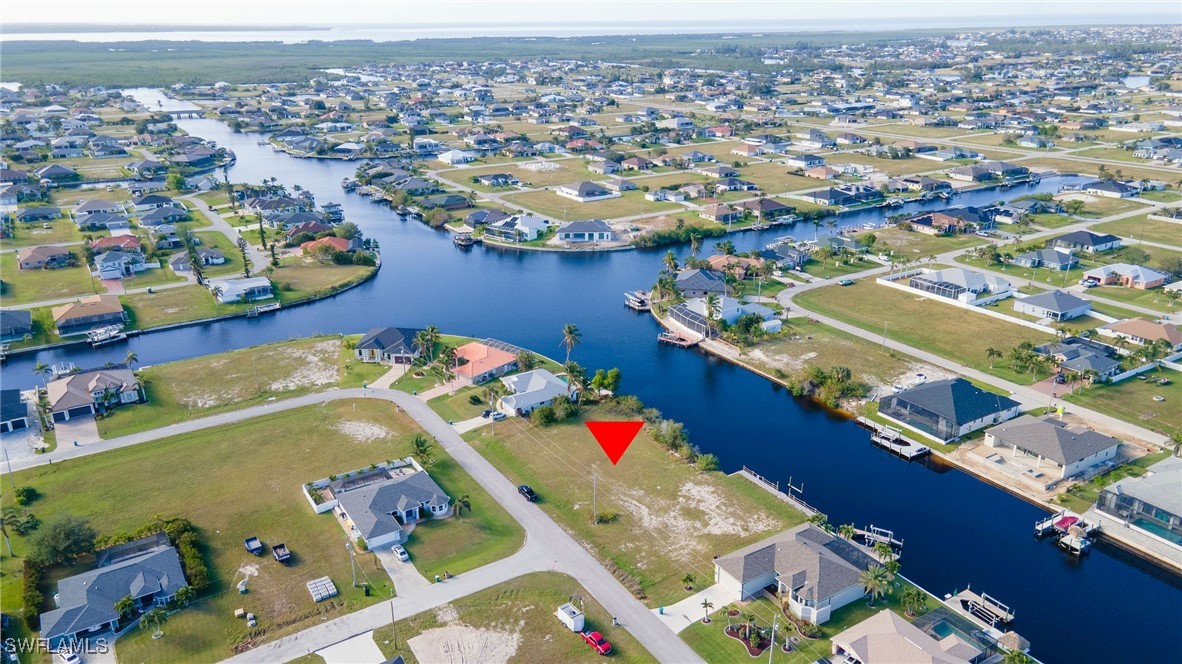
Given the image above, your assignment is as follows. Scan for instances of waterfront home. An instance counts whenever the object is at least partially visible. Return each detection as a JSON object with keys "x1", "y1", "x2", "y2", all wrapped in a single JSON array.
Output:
[
  {"x1": 1097, "y1": 455, "x2": 1182, "y2": 546},
  {"x1": 878, "y1": 378, "x2": 1021, "y2": 442},
  {"x1": 1102, "y1": 318, "x2": 1182, "y2": 350},
  {"x1": 1013, "y1": 290, "x2": 1092, "y2": 321},
  {"x1": 46, "y1": 367, "x2": 142, "y2": 422},
  {"x1": 706, "y1": 254, "x2": 766, "y2": 280},
  {"x1": 1034, "y1": 337, "x2": 1122, "y2": 379},
  {"x1": 300, "y1": 236, "x2": 358, "y2": 255},
  {"x1": 315, "y1": 461, "x2": 451, "y2": 550},
  {"x1": 948, "y1": 165, "x2": 993, "y2": 182},
  {"x1": 93, "y1": 249, "x2": 148, "y2": 280},
  {"x1": 701, "y1": 204, "x2": 742, "y2": 224},
  {"x1": 464, "y1": 209, "x2": 512, "y2": 227},
  {"x1": 51, "y1": 295, "x2": 127, "y2": 336},
  {"x1": 1083, "y1": 263, "x2": 1167, "y2": 290},
  {"x1": 40, "y1": 534, "x2": 188, "y2": 649},
  {"x1": 17, "y1": 245, "x2": 71, "y2": 270},
  {"x1": 207, "y1": 277, "x2": 274, "y2": 304},
  {"x1": 15, "y1": 206, "x2": 61, "y2": 223},
  {"x1": 0, "y1": 389, "x2": 29, "y2": 434},
  {"x1": 556, "y1": 219, "x2": 615, "y2": 243},
  {"x1": 1012, "y1": 248, "x2": 1077, "y2": 271},
  {"x1": 75, "y1": 199, "x2": 123, "y2": 218},
  {"x1": 484, "y1": 215, "x2": 549, "y2": 242},
  {"x1": 1050, "y1": 230, "x2": 1121, "y2": 254},
  {"x1": 354, "y1": 326, "x2": 423, "y2": 364},
  {"x1": 984, "y1": 414, "x2": 1120, "y2": 481},
  {"x1": 556, "y1": 182, "x2": 620, "y2": 203},
  {"x1": 0, "y1": 310, "x2": 33, "y2": 342},
  {"x1": 675, "y1": 268, "x2": 728, "y2": 298},
  {"x1": 903, "y1": 206, "x2": 996, "y2": 235},
  {"x1": 497, "y1": 368, "x2": 575, "y2": 416},
  {"x1": 785, "y1": 154, "x2": 826, "y2": 169},
  {"x1": 904, "y1": 267, "x2": 1014, "y2": 305},
  {"x1": 831, "y1": 609, "x2": 985, "y2": 664},
  {"x1": 1081, "y1": 179, "x2": 1140, "y2": 198},
  {"x1": 453, "y1": 341, "x2": 519, "y2": 384},
  {"x1": 713, "y1": 523, "x2": 878, "y2": 625}
]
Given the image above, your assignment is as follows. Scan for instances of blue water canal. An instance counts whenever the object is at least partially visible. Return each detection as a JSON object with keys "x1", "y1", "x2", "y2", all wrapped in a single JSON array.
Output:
[{"x1": 4, "y1": 89, "x2": 1179, "y2": 663}]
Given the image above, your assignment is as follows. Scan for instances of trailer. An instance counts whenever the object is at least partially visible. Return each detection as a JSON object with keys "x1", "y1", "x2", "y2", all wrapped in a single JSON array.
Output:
[
  {"x1": 273, "y1": 543, "x2": 291, "y2": 564},
  {"x1": 555, "y1": 603, "x2": 585, "y2": 632},
  {"x1": 244, "y1": 537, "x2": 263, "y2": 556}
]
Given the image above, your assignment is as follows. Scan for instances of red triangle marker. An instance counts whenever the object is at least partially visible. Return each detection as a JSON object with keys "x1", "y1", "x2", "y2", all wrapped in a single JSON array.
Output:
[{"x1": 585, "y1": 421, "x2": 644, "y2": 465}]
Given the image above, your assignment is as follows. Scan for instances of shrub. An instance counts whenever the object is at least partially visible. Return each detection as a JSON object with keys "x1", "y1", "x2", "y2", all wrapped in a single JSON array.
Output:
[
  {"x1": 696, "y1": 453, "x2": 720, "y2": 472},
  {"x1": 467, "y1": 394, "x2": 483, "y2": 405},
  {"x1": 20, "y1": 560, "x2": 44, "y2": 630},
  {"x1": 531, "y1": 405, "x2": 557, "y2": 426},
  {"x1": 355, "y1": 537, "x2": 368, "y2": 552},
  {"x1": 13, "y1": 486, "x2": 39, "y2": 505},
  {"x1": 27, "y1": 514, "x2": 96, "y2": 567}
]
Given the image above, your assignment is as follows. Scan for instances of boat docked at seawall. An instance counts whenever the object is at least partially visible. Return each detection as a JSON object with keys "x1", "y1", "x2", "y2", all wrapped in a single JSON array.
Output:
[
  {"x1": 624, "y1": 290, "x2": 651, "y2": 312},
  {"x1": 86, "y1": 325, "x2": 127, "y2": 347},
  {"x1": 1034, "y1": 510, "x2": 1097, "y2": 556}
]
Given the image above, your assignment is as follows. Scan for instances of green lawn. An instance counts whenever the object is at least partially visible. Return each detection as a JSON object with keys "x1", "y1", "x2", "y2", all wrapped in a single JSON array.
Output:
[
  {"x1": 120, "y1": 263, "x2": 186, "y2": 289},
  {"x1": 2, "y1": 220, "x2": 84, "y2": 248},
  {"x1": 733, "y1": 277, "x2": 789, "y2": 300},
  {"x1": 794, "y1": 280, "x2": 1054, "y2": 385},
  {"x1": 370, "y1": 573, "x2": 653, "y2": 664},
  {"x1": 682, "y1": 577, "x2": 934, "y2": 664},
  {"x1": 1028, "y1": 213, "x2": 1079, "y2": 229},
  {"x1": 270, "y1": 260, "x2": 376, "y2": 304},
  {"x1": 195, "y1": 230, "x2": 248, "y2": 277},
  {"x1": 429, "y1": 386, "x2": 493, "y2": 423},
  {"x1": 1076, "y1": 196, "x2": 1152, "y2": 218},
  {"x1": 1063, "y1": 368, "x2": 1182, "y2": 437},
  {"x1": 338, "y1": 336, "x2": 394, "y2": 388},
  {"x1": 800, "y1": 256, "x2": 878, "y2": 279},
  {"x1": 1136, "y1": 190, "x2": 1182, "y2": 203},
  {"x1": 737, "y1": 162, "x2": 826, "y2": 193},
  {"x1": 1090, "y1": 285, "x2": 1178, "y2": 313},
  {"x1": 465, "y1": 405, "x2": 808, "y2": 609},
  {"x1": 502, "y1": 189, "x2": 682, "y2": 221},
  {"x1": 0, "y1": 253, "x2": 99, "y2": 306},
  {"x1": 97, "y1": 336, "x2": 363, "y2": 438},
  {"x1": 870, "y1": 227, "x2": 986, "y2": 258},
  {"x1": 2, "y1": 396, "x2": 517, "y2": 661},
  {"x1": 1091, "y1": 215, "x2": 1182, "y2": 248}
]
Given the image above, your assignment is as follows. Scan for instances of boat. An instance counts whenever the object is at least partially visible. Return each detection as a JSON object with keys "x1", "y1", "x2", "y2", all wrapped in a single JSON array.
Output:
[
  {"x1": 453, "y1": 232, "x2": 477, "y2": 247},
  {"x1": 86, "y1": 325, "x2": 127, "y2": 347},
  {"x1": 1034, "y1": 510, "x2": 1097, "y2": 556},
  {"x1": 256, "y1": 139, "x2": 269, "y2": 146},
  {"x1": 884, "y1": 197, "x2": 905, "y2": 207},
  {"x1": 657, "y1": 332, "x2": 698, "y2": 348},
  {"x1": 624, "y1": 290, "x2": 651, "y2": 312}
]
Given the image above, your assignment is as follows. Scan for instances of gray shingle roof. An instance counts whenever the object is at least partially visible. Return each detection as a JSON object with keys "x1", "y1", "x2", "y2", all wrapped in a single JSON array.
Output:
[
  {"x1": 884, "y1": 378, "x2": 1020, "y2": 427},
  {"x1": 986, "y1": 414, "x2": 1120, "y2": 466},
  {"x1": 1018, "y1": 290, "x2": 1090, "y2": 314},
  {"x1": 356, "y1": 327, "x2": 421, "y2": 355},
  {"x1": 335, "y1": 470, "x2": 450, "y2": 541},
  {"x1": 715, "y1": 524, "x2": 876, "y2": 602}
]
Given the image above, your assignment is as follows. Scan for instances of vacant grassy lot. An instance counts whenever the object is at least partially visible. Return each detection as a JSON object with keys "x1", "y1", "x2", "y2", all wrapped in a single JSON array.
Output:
[
  {"x1": 503, "y1": 189, "x2": 681, "y2": 220},
  {"x1": 874, "y1": 123, "x2": 968, "y2": 138},
  {"x1": 1063, "y1": 369, "x2": 1182, "y2": 438},
  {"x1": 826, "y1": 153, "x2": 942, "y2": 176},
  {"x1": 0, "y1": 253, "x2": 99, "y2": 306},
  {"x1": 1137, "y1": 189, "x2": 1182, "y2": 203},
  {"x1": 370, "y1": 573, "x2": 653, "y2": 664},
  {"x1": 736, "y1": 161, "x2": 821, "y2": 193},
  {"x1": 1072, "y1": 196, "x2": 1152, "y2": 218},
  {"x1": 1028, "y1": 212, "x2": 1079, "y2": 229},
  {"x1": 869, "y1": 227, "x2": 986, "y2": 258},
  {"x1": 121, "y1": 284, "x2": 243, "y2": 330},
  {"x1": 1021, "y1": 158, "x2": 1172, "y2": 183},
  {"x1": 0, "y1": 399, "x2": 520, "y2": 663},
  {"x1": 1092, "y1": 215, "x2": 1182, "y2": 248},
  {"x1": 271, "y1": 260, "x2": 376, "y2": 303},
  {"x1": 438, "y1": 160, "x2": 597, "y2": 190},
  {"x1": 625, "y1": 171, "x2": 710, "y2": 190},
  {"x1": 97, "y1": 336, "x2": 356, "y2": 437},
  {"x1": 466, "y1": 405, "x2": 807, "y2": 608},
  {"x1": 794, "y1": 280, "x2": 1053, "y2": 384},
  {"x1": 747, "y1": 318, "x2": 923, "y2": 391},
  {"x1": 800, "y1": 255, "x2": 878, "y2": 279},
  {"x1": 1074, "y1": 147, "x2": 1154, "y2": 164},
  {"x1": 2, "y1": 219, "x2": 84, "y2": 248},
  {"x1": 1090, "y1": 285, "x2": 1179, "y2": 313},
  {"x1": 682, "y1": 578, "x2": 933, "y2": 664}
]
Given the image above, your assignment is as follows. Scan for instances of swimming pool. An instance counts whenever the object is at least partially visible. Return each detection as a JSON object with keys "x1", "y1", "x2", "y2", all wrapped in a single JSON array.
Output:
[{"x1": 1133, "y1": 518, "x2": 1182, "y2": 545}]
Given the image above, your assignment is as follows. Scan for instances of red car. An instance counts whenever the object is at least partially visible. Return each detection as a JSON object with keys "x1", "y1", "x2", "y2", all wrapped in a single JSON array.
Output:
[{"x1": 581, "y1": 631, "x2": 612, "y2": 655}]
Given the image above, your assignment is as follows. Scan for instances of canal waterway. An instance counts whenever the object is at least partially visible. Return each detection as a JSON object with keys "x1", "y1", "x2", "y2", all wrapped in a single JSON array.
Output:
[{"x1": 4, "y1": 88, "x2": 1179, "y2": 663}]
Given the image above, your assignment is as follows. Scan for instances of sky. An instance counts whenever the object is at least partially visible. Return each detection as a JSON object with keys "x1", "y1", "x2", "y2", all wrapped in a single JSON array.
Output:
[{"x1": 3, "y1": 0, "x2": 1179, "y2": 29}]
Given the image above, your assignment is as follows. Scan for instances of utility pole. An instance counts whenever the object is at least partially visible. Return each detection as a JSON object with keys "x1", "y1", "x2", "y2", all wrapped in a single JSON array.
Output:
[
  {"x1": 3, "y1": 445, "x2": 14, "y2": 491},
  {"x1": 768, "y1": 612, "x2": 779, "y2": 664},
  {"x1": 592, "y1": 464, "x2": 598, "y2": 525},
  {"x1": 346, "y1": 541, "x2": 357, "y2": 587},
  {"x1": 881, "y1": 320, "x2": 889, "y2": 352}
]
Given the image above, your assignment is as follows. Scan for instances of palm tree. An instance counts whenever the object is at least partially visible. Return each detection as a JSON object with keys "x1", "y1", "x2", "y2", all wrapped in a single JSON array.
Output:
[
  {"x1": 141, "y1": 606, "x2": 167, "y2": 637},
  {"x1": 704, "y1": 293, "x2": 721, "y2": 331},
  {"x1": 859, "y1": 565, "x2": 893, "y2": 607},
  {"x1": 682, "y1": 572, "x2": 695, "y2": 590},
  {"x1": 32, "y1": 362, "x2": 50, "y2": 390},
  {"x1": 210, "y1": 284, "x2": 223, "y2": 309},
  {"x1": 411, "y1": 433, "x2": 433, "y2": 460},
  {"x1": 124, "y1": 351, "x2": 139, "y2": 370},
  {"x1": 564, "y1": 361, "x2": 586, "y2": 402},
  {"x1": 815, "y1": 246, "x2": 834, "y2": 270},
  {"x1": 901, "y1": 587, "x2": 926, "y2": 617},
  {"x1": 689, "y1": 233, "x2": 702, "y2": 258},
  {"x1": 560, "y1": 323, "x2": 582, "y2": 365},
  {"x1": 986, "y1": 347, "x2": 1002, "y2": 369},
  {"x1": 662, "y1": 250, "x2": 679, "y2": 274},
  {"x1": 700, "y1": 599, "x2": 714, "y2": 624},
  {"x1": 423, "y1": 326, "x2": 441, "y2": 362},
  {"x1": 516, "y1": 350, "x2": 538, "y2": 371},
  {"x1": 838, "y1": 523, "x2": 857, "y2": 540},
  {"x1": 1002, "y1": 650, "x2": 1033, "y2": 664},
  {"x1": 484, "y1": 383, "x2": 503, "y2": 410},
  {"x1": 114, "y1": 595, "x2": 137, "y2": 621},
  {"x1": 413, "y1": 330, "x2": 432, "y2": 363},
  {"x1": 173, "y1": 586, "x2": 196, "y2": 607},
  {"x1": 453, "y1": 494, "x2": 472, "y2": 521}
]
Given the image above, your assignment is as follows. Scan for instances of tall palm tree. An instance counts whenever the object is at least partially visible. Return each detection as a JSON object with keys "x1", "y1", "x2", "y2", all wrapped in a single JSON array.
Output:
[
  {"x1": 838, "y1": 523, "x2": 857, "y2": 540},
  {"x1": 560, "y1": 323, "x2": 582, "y2": 365},
  {"x1": 124, "y1": 351, "x2": 139, "y2": 370},
  {"x1": 860, "y1": 565, "x2": 893, "y2": 607},
  {"x1": 413, "y1": 330, "x2": 432, "y2": 364},
  {"x1": 901, "y1": 587, "x2": 926, "y2": 617},
  {"x1": 423, "y1": 326, "x2": 441, "y2": 362},
  {"x1": 453, "y1": 494, "x2": 472, "y2": 521},
  {"x1": 689, "y1": 233, "x2": 702, "y2": 258},
  {"x1": 32, "y1": 362, "x2": 50, "y2": 390},
  {"x1": 564, "y1": 361, "x2": 586, "y2": 402},
  {"x1": 700, "y1": 599, "x2": 714, "y2": 623},
  {"x1": 411, "y1": 434, "x2": 432, "y2": 460},
  {"x1": 986, "y1": 347, "x2": 1002, "y2": 369},
  {"x1": 662, "y1": 250, "x2": 679, "y2": 274}
]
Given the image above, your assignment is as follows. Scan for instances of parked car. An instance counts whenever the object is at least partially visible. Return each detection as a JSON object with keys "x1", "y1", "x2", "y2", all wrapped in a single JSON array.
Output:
[
  {"x1": 1079, "y1": 277, "x2": 1099, "y2": 287},
  {"x1": 55, "y1": 652, "x2": 81, "y2": 664},
  {"x1": 481, "y1": 409, "x2": 492, "y2": 418},
  {"x1": 518, "y1": 485, "x2": 538, "y2": 502},
  {"x1": 838, "y1": 278, "x2": 855, "y2": 286},
  {"x1": 392, "y1": 545, "x2": 409, "y2": 562},
  {"x1": 581, "y1": 631, "x2": 612, "y2": 655},
  {"x1": 1054, "y1": 374, "x2": 1067, "y2": 384},
  {"x1": 492, "y1": 412, "x2": 507, "y2": 421}
]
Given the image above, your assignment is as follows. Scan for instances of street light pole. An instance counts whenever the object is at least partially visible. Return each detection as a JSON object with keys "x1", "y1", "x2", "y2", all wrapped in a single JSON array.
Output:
[{"x1": 346, "y1": 541, "x2": 356, "y2": 587}]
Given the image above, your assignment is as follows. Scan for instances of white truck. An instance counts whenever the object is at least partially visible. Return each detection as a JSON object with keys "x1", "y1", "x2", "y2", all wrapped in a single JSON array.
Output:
[{"x1": 555, "y1": 603, "x2": 585, "y2": 632}]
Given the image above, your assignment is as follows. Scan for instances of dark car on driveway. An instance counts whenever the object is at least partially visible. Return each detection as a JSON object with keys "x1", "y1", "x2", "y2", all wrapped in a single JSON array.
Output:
[{"x1": 518, "y1": 485, "x2": 538, "y2": 502}]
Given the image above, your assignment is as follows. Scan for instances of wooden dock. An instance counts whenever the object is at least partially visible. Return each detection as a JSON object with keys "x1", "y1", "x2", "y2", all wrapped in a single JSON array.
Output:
[
  {"x1": 855, "y1": 417, "x2": 931, "y2": 459},
  {"x1": 657, "y1": 332, "x2": 697, "y2": 348},
  {"x1": 1034, "y1": 510, "x2": 1096, "y2": 556}
]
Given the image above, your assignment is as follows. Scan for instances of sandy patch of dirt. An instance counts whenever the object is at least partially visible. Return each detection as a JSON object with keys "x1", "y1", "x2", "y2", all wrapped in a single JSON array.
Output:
[
  {"x1": 678, "y1": 481, "x2": 779, "y2": 536},
  {"x1": 269, "y1": 339, "x2": 342, "y2": 391},
  {"x1": 407, "y1": 623, "x2": 521, "y2": 664},
  {"x1": 180, "y1": 338, "x2": 341, "y2": 409},
  {"x1": 334, "y1": 420, "x2": 394, "y2": 443}
]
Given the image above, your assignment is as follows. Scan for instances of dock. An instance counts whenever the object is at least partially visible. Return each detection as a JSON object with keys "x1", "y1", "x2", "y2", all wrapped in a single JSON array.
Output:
[
  {"x1": 855, "y1": 417, "x2": 931, "y2": 459},
  {"x1": 86, "y1": 325, "x2": 127, "y2": 347},
  {"x1": 247, "y1": 302, "x2": 281, "y2": 318},
  {"x1": 1034, "y1": 510, "x2": 1096, "y2": 556},
  {"x1": 624, "y1": 290, "x2": 651, "y2": 311},
  {"x1": 453, "y1": 232, "x2": 478, "y2": 247},
  {"x1": 853, "y1": 525, "x2": 904, "y2": 552},
  {"x1": 945, "y1": 588, "x2": 1015, "y2": 630},
  {"x1": 657, "y1": 332, "x2": 697, "y2": 348}
]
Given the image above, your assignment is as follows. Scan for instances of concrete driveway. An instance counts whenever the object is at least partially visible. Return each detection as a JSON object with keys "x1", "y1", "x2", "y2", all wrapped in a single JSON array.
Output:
[
  {"x1": 53, "y1": 416, "x2": 102, "y2": 447},
  {"x1": 651, "y1": 583, "x2": 733, "y2": 633},
  {"x1": 375, "y1": 548, "x2": 431, "y2": 594},
  {"x1": 314, "y1": 631, "x2": 385, "y2": 664}
]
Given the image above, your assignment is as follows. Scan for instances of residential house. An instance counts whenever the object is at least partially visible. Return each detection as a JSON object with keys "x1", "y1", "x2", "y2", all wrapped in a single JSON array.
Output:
[
  {"x1": 0, "y1": 310, "x2": 33, "y2": 342},
  {"x1": 1051, "y1": 230, "x2": 1121, "y2": 254},
  {"x1": 207, "y1": 277, "x2": 274, "y2": 304},
  {"x1": 0, "y1": 389, "x2": 29, "y2": 434},
  {"x1": 701, "y1": 204, "x2": 742, "y2": 224},
  {"x1": 419, "y1": 194, "x2": 469, "y2": 210},
  {"x1": 139, "y1": 206, "x2": 189, "y2": 227},
  {"x1": 497, "y1": 368, "x2": 575, "y2": 416},
  {"x1": 675, "y1": 268, "x2": 728, "y2": 297},
  {"x1": 93, "y1": 249, "x2": 147, "y2": 280},
  {"x1": 556, "y1": 219, "x2": 615, "y2": 243},
  {"x1": 1013, "y1": 290, "x2": 1092, "y2": 321},
  {"x1": 74, "y1": 199, "x2": 122, "y2": 218},
  {"x1": 1035, "y1": 338, "x2": 1122, "y2": 379},
  {"x1": 1102, "y1": 318, "x2": 1182, "y2": 351},
  {"x1": 132, "y1": 194, "x2": 175, "y2": 211},
  {"x1": 40, "y1": 534, "x2": 188, "y2": 648},
  {"x1": 17, "y1": 245, "x2": 71, "y2": 270},
  {"x1": 878, "y1": 378, "x2": 1021, "y2": 442},
  {"x1": 301, "y1": 236, "x2": 358, "y2": 255},
  {"x1": 484, "y1": 215, "x2": 549, "y2": 242},
  {"x1": 713, "y1": 523, "x2": 878, "y2": 625},
  {"x1": 167, "y1": 249, "x2": 223, "y2": 273},
  {"x1": 1081, "y1": 179, "x2": 1139, "y2": 198},
  {"x1": 354, "y1": 327, "x2": 423, "y2": 364},
  {"x1": 474, "y1": 173, "x2": 517, "y2": 187},
  {"x1": 453, "y1": 340, "x2": 519, "y2": 384},
  {"x1": 1097, "y1": 455, "x2": 1182, "y2": 545},
  {"x1": 15, "y1": 206, "x2": 60, "y2": 223},
  {"x1": 785, "y1": 154, "x2": 826, "y2": 169},
  {"x1": 706, "y1": 254, "x2": 766, "y2": 280},
  {"x1": 1012, "y1": 248, "x2": 1078, "y2": 271},
  {"x1": 984, "y1": 415, "x2": 1120, "y2": 481},
  {"x1": 831, "y1": 609, "x2": 984, "y2": 664},
  {"x1": 51, "y1": 295, "x2": 127, "y2": 336},
  {"x1": 556, "y1": 182, "x2": 620, "y2": 203},
  {"x1": 46, "y1": 367, "x2": 142, "y2": 422},
  {"x1": 1083, "y1": 263, "x2": 1168, "y2": 290},
  {"x1": 905, "y1": 267, "x2": 1013, "y2": 305},
  {"x1": 324, "y1": 463, "x2": 451, "y2": 550}
]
